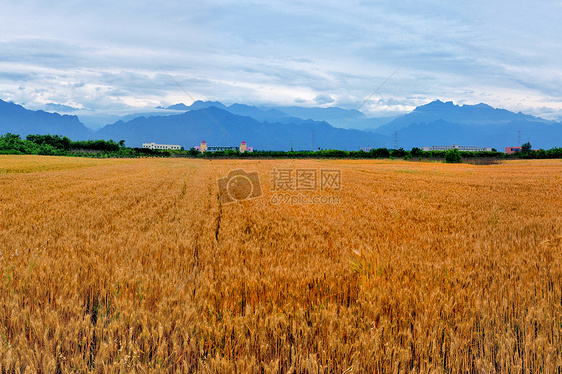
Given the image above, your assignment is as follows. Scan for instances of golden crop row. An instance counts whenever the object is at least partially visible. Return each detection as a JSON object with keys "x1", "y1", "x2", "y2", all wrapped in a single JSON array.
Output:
[{"x1": 0, "y1": 155, "x2": 561, "y2": 372}]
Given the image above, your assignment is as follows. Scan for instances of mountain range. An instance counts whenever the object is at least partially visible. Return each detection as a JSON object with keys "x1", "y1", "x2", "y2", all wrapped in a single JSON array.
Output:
[
  {"x1": 0, "y1": 99, "x2": 92, "y2": 140},
  {"x1": 1, "y1": 98, "x2": 561, "y2": 151}
]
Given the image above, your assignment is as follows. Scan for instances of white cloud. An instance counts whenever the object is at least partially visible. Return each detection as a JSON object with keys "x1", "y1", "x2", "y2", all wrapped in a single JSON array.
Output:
[
  {"x1": 0, "y1": 0, "x2": 560, "y2": 122},
  {"x1": 314, "y1": 94, "x2": 335, "y2": 105}
]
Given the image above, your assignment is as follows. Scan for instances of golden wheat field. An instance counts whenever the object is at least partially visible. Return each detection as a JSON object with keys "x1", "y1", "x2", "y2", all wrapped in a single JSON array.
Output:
[{"x1": 1, "y1": 155, "x2": 562, "y2": 373}]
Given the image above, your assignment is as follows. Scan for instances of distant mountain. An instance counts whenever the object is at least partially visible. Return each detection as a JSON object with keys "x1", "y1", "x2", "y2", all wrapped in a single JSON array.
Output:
[
  {"x1": 163, "y1": 101, "x2": 360, "y2": 122},
  {"x1": 165, "y1": 103, "x2": 190, "y2": 110},
  {"x1": 253, "y1": 104, "x2": 396, "y2": 130},
  {"x1": 392, "y1": 118, "x2": 562, "y2": 151},
  {"x1": 165, "y1": 101, "x2": 228, "y2": 111},
  {"x1": 0, "y1": 99, "x2": 92, "y2": 140},
  {"x1": 376, "y1": 100, "x2": 549, "y2": 135},
  {"x1": 161, "y1": 101, "x2": 392, "y2": 129},
  {"x1": 96, "y1": 106, "x2": 387, "y2": 151},
  {"x1": 267, "y1": 105, "x2": 364, "y2": 123},
  {"x1": 2, "y1": 97, "x2": 561, "y2": 151},
  {"x1": 223, "y1": 104, "x2": 305, "y2": 125},
  {"x1": 384, "y1": 101, "x2": 562, "y2": 150}
]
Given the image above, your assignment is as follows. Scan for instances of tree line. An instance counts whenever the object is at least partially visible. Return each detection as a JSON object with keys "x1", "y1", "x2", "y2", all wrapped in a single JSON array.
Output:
[
  {"x1": 0, "y1": 133, "x2": 170, "y2": 158},
  {"x1": 181, "y1": 144, "x2": 562, "y2": 162},
  {"x1": 2, "y1": 133, "x2": 561, "y2": 162}
]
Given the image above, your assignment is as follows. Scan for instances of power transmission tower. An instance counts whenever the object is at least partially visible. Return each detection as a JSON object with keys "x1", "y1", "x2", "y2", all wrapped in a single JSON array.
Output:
[
  {"x1": 517, "y1": 131, "x2": 521, "y2": 147},
  {"x1": 394, "y1": 131, "x2": 398, "y2": 150}
]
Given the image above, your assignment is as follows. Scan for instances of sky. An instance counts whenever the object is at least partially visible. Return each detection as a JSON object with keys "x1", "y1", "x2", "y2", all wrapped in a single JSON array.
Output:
[{"x1": 1, "y1": 0, "x2": 561, "y2": 128}]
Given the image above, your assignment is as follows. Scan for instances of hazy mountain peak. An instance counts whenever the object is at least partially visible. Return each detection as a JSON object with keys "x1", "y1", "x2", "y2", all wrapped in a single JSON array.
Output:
[
  {"x1": 0, "y1": 99, "x2": 92, "y2": 140},
  {"x1": 165, "y1": 101, "x2": 227, "y2": 111},
  {"x1": 414, "y1": 100, "x2": 453, "y2": 111}
]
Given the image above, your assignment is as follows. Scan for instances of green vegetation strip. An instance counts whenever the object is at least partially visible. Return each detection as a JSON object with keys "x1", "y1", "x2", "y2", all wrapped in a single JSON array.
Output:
[{"x1": 2, "y1": 133, "x2": 562, "y2": 162}]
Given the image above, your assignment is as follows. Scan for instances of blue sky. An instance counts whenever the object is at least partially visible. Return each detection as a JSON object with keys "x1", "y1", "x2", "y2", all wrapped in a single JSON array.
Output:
[{"x1": 1, "y1": 0, "x2": 561, "y2": 125}]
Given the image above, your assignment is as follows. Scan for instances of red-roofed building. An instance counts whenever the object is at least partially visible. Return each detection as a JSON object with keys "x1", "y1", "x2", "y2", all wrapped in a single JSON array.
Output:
[
  {"x1": 505, "y1": 146, "x2": 539, "y2": 154},
  {"x1": 505, "y1": 146, "x2": 521, "y2": 154},
  {"x1": 198, "y1": 140, "x2": 207, "y2": 152}
]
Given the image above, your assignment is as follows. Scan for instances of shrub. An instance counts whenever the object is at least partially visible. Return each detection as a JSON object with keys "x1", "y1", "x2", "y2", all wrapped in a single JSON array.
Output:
[{"x1": 444, "y1": 148, "x2": 462, "y2": 163}]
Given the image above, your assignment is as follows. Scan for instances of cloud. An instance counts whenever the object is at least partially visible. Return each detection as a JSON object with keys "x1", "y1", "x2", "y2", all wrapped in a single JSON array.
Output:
[
  {"x1": 0, "y1": 71, "x2": 34, "y2": 82},
  {"x1": 314, "y1": 94, "x2": 335, "y2": 105},
  {"x1": 45, "y1": 103, "x2": 82, "y2": 112},
  {"x1": 0, "y1": 0, "x2": 560, "y2": 122}
]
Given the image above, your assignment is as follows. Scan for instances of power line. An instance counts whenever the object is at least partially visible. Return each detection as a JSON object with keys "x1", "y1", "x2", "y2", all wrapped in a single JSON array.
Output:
[
  {"x1": 159, "y1": 66, "x2": 231, "y2": 141},
  {"x1": 324, "y1": 66, "x2": 402, "y2": 145}
]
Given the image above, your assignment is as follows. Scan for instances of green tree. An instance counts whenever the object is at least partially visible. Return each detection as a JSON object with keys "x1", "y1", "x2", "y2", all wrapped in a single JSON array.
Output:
[
  {"x1": 521, "y1": 142, "x2": 532, "y2": 153},
  {"x1": 444, "y1": 148, "x2": 462, "y2": 163},
  {"x1": 391, "y1": 148, "x2": 407, "y2": 157},
  {"x1": 410, "y1": 147, "x2": 423, "y2": 157},
  {"x1": 27, "y1": 134, "x2": 72, "y2": 150}
]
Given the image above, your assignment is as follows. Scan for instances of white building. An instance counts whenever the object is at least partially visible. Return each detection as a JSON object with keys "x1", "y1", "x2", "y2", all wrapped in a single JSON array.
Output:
[
  {"x1": 142, "y1": 142, "x2": 181, "y2": 150},
  {"x1": 421, "y1": 145, "x2": 493, "y2": 152}
]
